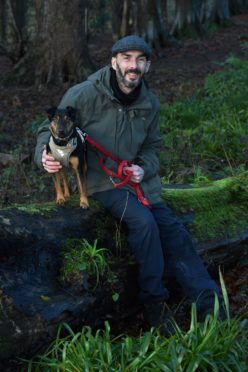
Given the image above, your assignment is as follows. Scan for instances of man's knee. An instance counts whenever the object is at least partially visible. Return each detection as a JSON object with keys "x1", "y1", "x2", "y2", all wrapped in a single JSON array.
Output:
[{"x1": 131, "y1": 211, "x2": 158, "y2": 234}]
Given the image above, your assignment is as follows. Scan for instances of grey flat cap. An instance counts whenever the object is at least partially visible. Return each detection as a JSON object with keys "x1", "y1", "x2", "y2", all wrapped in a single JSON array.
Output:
[{"x1": 112, "y1": 35, "x2": 152, "y2": 58}]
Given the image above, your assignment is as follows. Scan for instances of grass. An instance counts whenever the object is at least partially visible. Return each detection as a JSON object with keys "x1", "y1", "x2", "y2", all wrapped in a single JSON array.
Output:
[
  {"x1": 159, "y1": 56, "x2": 248, "y2": 183},
  {"x1": 27, "y1": 273, "x2": 248, "y2": 371},
  {"x1": 60, "y1": 238, "x2": 113, "y2": 290}
]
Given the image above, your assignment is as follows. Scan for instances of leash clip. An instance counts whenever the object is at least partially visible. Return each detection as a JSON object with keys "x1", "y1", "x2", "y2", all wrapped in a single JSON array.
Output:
[
  {"x1": 109, "y1": 176, "x2": 116, "y2": 185},
  {"x1": 76, "y1": 127, "x2": 87, "y2": 143}
]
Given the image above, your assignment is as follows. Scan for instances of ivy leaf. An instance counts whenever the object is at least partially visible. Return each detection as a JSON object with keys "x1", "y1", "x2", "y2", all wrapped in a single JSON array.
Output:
[{"x1": 112, "y1": 293, "x2": 119, "y2": 302}]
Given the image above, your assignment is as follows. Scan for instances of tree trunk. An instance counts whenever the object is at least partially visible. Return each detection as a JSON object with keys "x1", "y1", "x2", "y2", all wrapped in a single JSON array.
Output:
[
  {"x1": 111, "y1": 0, "x2": 124, "y2": 40},
  {"x1": 111, "y1": 0, "x2": 131, "y2": 39},
  {"x1": 33, "y1": 0, "x2": 95, "y2": 86},
  {"x1": 132, "y1": 0, "x2": 173, "y2": 48},
  {"x1": 111, "y1": 0, "x2": 173, "y2": 48},
  {"x1": 0, "y1": 0, "x2": 95, "y2": 87},
  {"x1": 229, "y1": 0, "x2": 248, "y2": 14},
  {"x1": 0, "y1": 0, "x2": 27, "y2": 61},
  {"x1": 0, "y1": 204, "x2": 140, "y2": 360},
  {"x1": 171, "y1": 0, "x2": 230, "y2": 35},
  {"x1": 120, "y1": 0, "x2": 131, "y2": 37},
  {"x1": 216, "y1": 0, "x2": 230, "y2": 24},
  {"x1": 171, "y1": 0, "x2": 191, "y2": 35}
]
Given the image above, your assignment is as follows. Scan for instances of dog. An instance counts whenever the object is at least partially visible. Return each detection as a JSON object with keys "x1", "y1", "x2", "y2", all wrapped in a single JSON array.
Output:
[{"x1": 46, "y1": 106, "x2": 89, "y2": 209}]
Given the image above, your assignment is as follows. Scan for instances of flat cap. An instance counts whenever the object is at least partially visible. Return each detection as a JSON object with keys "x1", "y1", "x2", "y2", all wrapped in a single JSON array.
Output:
[{"x1": 112, "y1": 35, "x2": 152, "y2": 58}]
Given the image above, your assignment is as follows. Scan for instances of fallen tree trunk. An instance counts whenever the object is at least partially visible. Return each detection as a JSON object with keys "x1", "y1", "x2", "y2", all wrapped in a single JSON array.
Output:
[
  {"x1": 0, "y1": 203, "x2": 141, "y2": 361},
  {"x1": 1, "y1": 173, "x2": 248, "y2": 360}
]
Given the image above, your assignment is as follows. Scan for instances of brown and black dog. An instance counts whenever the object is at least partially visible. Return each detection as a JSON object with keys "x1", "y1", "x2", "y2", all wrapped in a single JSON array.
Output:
[{"x1": 46, "y1": 106, "x2": 89, "y2": 209}]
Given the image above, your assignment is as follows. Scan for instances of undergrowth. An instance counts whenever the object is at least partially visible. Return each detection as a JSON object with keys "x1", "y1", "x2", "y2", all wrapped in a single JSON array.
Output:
[
  {"x1": 27, "y1": 272, "x2": 248, "y2": 371},
  {"x1": 160, "y1": 55, "x2": 248, "y2": 184},
  {"x1": 60, "y1": 238, "x2": 113, "y2": 290}
]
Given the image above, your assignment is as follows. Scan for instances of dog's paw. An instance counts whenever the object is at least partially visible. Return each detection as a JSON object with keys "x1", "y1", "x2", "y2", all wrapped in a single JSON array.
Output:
[
  {"x1": 56, "y1": 197, "x2": 66, "y2": 205},
  {"x1": 80, "y1": 200, "x2": 89, "y2": 209}
]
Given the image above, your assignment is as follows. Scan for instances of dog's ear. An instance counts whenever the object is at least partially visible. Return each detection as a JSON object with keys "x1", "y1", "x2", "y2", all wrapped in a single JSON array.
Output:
[
  {"x1": 66, "y1": 106, "x2": 77, "y2": 121},
  {"x1": 46, "y1": 106, "x2": 57, "y2": 120}
]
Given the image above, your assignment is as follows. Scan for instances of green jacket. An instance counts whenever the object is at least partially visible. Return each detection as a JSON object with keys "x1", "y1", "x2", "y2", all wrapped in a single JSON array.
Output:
[{"x1": 34, "y1": 65, "x2": 163, "y2": 204}]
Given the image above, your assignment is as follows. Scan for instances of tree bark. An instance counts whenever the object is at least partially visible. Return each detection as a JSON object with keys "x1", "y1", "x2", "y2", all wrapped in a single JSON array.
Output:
[
  {"x1": 33, "y1": 0, "x2": 93, "y2": 86},
  {"x1": 0, "y1": 0, "x2": 95, "y2": 87},
  {"x1": 111, "y1": 0, "x2": 124, "y2": 40},
  {"x1": 120, "y1": 0, "x2": 131, "y2": 37},
  {"x1": 171, "y1": 0, "x2": 230, "y2": 35},
  {"x1": 0, "y1": 0, "x2": 25, "y2": 61},
  {"x1": 133, "y1": 0, "x2": 173, "y2": 47},
  {"x1": 111, "y1": 0, "x2": 131, "y2": 39},
  {"x1": 111, "y1": 0, "x2": 173, "y2": 48}
]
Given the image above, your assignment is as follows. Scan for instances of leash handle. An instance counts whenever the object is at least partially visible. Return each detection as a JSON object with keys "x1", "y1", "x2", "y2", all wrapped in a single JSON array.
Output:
[
  {"x1": 77, "y1": 128, "x2": 151, "y2": 208},
  {"x1": 100, "y1": 158, "x2": 151, "y2": 208},
  {"x1": 99, "y1": 158, "x2": 132, "y2": 188}
]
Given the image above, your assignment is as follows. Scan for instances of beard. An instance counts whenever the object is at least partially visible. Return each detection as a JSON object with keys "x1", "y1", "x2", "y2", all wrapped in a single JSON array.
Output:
[{"x1": 115, "y1": 63, "x2": 142, "y2": 91}]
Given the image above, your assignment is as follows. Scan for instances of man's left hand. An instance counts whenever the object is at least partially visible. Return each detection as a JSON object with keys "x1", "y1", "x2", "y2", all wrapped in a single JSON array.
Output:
[{"x1": 123, "y1": 164, "x2": 144, "y2": 183}]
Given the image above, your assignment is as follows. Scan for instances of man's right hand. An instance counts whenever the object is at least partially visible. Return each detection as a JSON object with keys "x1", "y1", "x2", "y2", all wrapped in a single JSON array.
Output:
[{"x1": 42, "y1": 148, "x2": 62, "y2": 173}]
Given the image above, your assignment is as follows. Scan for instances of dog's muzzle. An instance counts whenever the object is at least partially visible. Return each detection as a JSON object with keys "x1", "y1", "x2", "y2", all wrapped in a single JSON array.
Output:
[{"x1": 49, "y1": 126, "x2": 74, "y2": 145}]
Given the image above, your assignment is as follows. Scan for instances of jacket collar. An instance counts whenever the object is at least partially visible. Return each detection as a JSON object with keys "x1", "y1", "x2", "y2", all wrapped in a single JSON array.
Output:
[{"x1": 87, "y1": 65, "x2": 152, "y2": 110}]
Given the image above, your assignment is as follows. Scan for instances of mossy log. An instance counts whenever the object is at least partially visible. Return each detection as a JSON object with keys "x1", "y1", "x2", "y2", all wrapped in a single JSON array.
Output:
[
  {"x1": 162, "y1": 173, "x2": 248, "y2": 259},
  {"x1": 1, "y1": 174, "x2": 248, "y2": 360}
]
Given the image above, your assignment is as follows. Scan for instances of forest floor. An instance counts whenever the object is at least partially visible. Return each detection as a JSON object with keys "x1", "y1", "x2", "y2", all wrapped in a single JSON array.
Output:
[{"x1": 0, "y1": 13, "x2": 248, "y2": 356}]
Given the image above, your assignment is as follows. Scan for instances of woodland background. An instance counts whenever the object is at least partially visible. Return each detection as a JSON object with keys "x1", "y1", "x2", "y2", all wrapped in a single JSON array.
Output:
[{"x1": 0, "y1": 0, "x2": 248, "y2": 87}]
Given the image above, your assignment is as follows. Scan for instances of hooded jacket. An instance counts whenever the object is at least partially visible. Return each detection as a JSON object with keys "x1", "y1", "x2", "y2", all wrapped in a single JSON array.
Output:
[{"x1": 34, "y1": 65, "x2": 163, "y2": 205}]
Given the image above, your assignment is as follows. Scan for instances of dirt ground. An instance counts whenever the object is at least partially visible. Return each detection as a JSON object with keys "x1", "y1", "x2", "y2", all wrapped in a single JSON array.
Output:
[{"x1": 0, "y1": 14, "x2": 248, "y2": 360}]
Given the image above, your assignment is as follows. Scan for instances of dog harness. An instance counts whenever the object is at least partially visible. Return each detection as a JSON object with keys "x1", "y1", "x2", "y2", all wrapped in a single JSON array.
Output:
[
  {"x1": 49, "y1": 136, "x2": 78, "y2": 168},
  {"x1": 76, "y1": 128, "x2": 151, "y2": 208}
]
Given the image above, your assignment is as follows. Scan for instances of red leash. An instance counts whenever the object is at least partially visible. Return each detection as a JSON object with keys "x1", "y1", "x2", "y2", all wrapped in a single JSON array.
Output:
[{"x1": 77, "y1": 128, "x2": 151, "y2": 208}]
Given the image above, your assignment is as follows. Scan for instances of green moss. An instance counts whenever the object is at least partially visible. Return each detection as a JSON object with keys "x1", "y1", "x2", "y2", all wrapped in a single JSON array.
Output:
[
  {"x1": 1, "y1": 195, "x2": 100, "y2": 215},
  {"x1": 88, "y1": 198, "x2": 102, "y2": 209},
  {"x1": 4, "y1": 201, "x2": 57, "y2": 215},
  {"x1": 161, "y1": 173, "x2": 248, "y2": 241},
  {"x1": 191, "y1": 205, "x2": 248, "y2": 240}
]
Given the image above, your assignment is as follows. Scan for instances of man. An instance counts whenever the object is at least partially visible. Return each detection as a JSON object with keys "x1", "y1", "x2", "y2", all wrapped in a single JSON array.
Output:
[{"x1": 34, "y1": 35, "x2": 221, "y2": 335}]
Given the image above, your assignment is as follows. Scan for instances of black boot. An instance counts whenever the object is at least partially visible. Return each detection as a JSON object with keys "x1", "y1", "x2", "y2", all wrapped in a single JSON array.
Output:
[
  {"x1": 195, "y1": 290, "x2": 227, "y2": 322},
  {"x1": 197, "y1": 301, "x2": 228, "y2": 322},
  {"x1": 143, "y1": 301, "x2": 175, "y2": 336}
]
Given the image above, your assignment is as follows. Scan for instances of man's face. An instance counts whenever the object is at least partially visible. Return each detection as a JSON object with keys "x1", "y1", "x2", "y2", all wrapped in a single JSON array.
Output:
[{"x1": 111, "y1": 50, "x2": 151, "y2": 94}]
